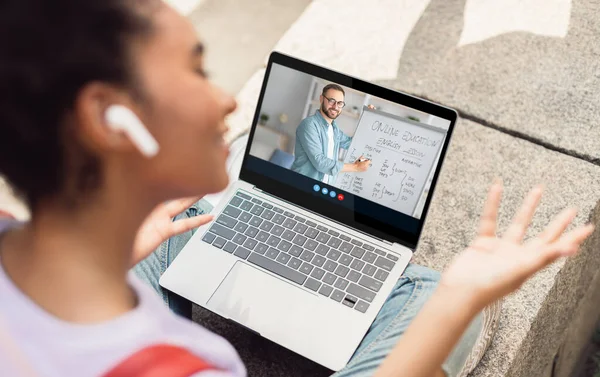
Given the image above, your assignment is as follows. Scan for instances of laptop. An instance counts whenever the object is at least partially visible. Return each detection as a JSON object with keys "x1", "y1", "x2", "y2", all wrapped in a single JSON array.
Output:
[{"x1": 160, "y1": 52, "x2": 457, "y2": 371}]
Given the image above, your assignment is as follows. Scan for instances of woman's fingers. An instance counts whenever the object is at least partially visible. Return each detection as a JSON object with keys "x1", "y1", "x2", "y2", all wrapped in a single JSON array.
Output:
[
  {"x1": 503, "y1": 186, "x2": 543, "y2": 242},
  {"x1": 542, "y1": 224, "x2": 595, "y2": 257},
  {"x1": 534, "y1": 208, "x2": 578, "y2": 244},
  {"x1": 478, "y1": 180, "x2": 503, "y2": 238},
  {"x1": 168, "y1": 214, "x2": 214, "y2": 238}
]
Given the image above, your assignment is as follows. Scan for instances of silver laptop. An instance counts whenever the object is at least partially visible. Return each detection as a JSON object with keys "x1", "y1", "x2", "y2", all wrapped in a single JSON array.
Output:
[{"x1": 160, "y1": 52, "x2": 457, "y2": 371}]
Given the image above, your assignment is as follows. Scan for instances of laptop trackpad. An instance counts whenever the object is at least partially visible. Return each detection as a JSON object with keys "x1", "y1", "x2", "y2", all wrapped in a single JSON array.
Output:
[{"x1": 207, "y1": 261, "x2": 319, "y2": 338}]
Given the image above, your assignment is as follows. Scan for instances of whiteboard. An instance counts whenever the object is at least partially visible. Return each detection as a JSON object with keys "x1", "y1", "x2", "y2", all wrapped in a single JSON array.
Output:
[{"x1": 334, "y1": 107, "x2": 447, "y2": 216}]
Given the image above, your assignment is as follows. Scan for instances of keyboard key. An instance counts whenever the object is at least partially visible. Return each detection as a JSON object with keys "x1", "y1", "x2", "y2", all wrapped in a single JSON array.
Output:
[
  {"x1": 233, "y1": 233, "x2": 247, "y2": 245},
  {"x1": 239, "y1": 212, "x2": 252, "y2": 223},
  {"x1": 334, "y1": 265, "x2": 350, "y2": 278},
  {"x1": 281, "y1": 230, "x2": 295, "y2": 241},
  {"x1": 363, "y1": 251, "x2": 377, "y2": 264},
  {"x1": 223, "y1": 242, "x2": 237, "y2": 253},
  {"x1": 363, "y1": 264, "x2": 377, "y2": 276},
  {"x1": 317, "y1": 225, "x2": 328, "y2": 232},
  {"x1": 315, "y1": 244, "x2": 330, "y2": 256},
  {"x1": 374, "y1": 269, "x2": 389, "y2": 282},
  {"x1": 260, "y1": 210, "x2": 275, "y2": 220},
  {"x1": 300, "y1": 262, "x2": 314, "y2": 275},
  {"x1": 374, "y1": 248, "x2": 386, "y2": 256},
  {"x1": 243, "y1": 238, "x2": 258, "y2": 250},
  {"x1": 363, "y1": 244, "x2": 375, "y2": 251},
  {"x1": 359, "y1": 275, "x2": 383, "y2": 292},
  {"x1": 339, "y1": 254, "x2": 353, "y2": 266},
  {"x1": 350, "y1": 259, "x2": 365, "y2": 271},
  {"x1": 234, "y1": 222, "x2": 248, "y2": 233},
  {"x1": 316, "y1": 232, "x2": 330, "y2": 244},
  {"x1": 272, "y1": 207, "x2": 283, "y2": 213},
  {"x1": 304, "y1": 227, "x2": 319, "y2": 239},
  {"x1": 259, "y1": 221, "x2": 274, "y2": 232},
  {"x1": 266, "y1": 247, "x2": 279, "y2": 259},
  {"x1": 304, "y1": 278, "x2": 321, "y2": 292},
  {"x1": 236, "y1": 192, "x2": 252, "y2": 200},
  {"x1": 250, "y1": 205, "x2": 264, "y2": 216},
  {"x1": 284, "y1": 211, "x2": 295, "y2": 217},
  {"x1": 233, "y1": 246, "x2": 250, "y2": 259},
  {"x1": 288, "y1": 257, "x2": 302, "y2": 269},
  {"x1": 355, "y1": 301, "x2": 370, "y2": 313},
  {"x1": 350, "y1": 246, "x2": 365, "y2": 258},
  {"x1": 327, "y1": 238, "x2": 342, "y2": 249},
  {"x1": 261, "y1": 202, "x2": 273, "y2": 209},
  {"x1": 312, "y1": 255, "x2": 326, "y2": 267},
  {"x1": 229, "y1": 196, "x2": 243, "y2": 207},
  {"x1": 330, "y1": 290, "x2": 345, "y2": 302},
  {"x1": 202, "y1": 232, "x2": 216, "y2": 244},
  {"x1": 271, "y1": 225, "x2": 285, "y2": 236},
  {"x1": 342, "y1": 295, "x2": 357, "y2": 308},
  {"x1": 347, "y1": 283, "x2": 375, "y2": 303},
  {"x1": 256, "y1": 231, "x2": 269, "y2": 242},
  {"x1": 267, "y1": 235, "x2": 281, "y2": 247},
  {"x1": 323, "y1": 272, "x2": 337, "y2": 285},
  {"x1": 247, "y1": 253, "x2": 307, "y2": 285},
  {"x1": 223, "y1": 206, "x2": 241, "y2": 219},
  {"x1": 351, "y1": 239, "x2": 362, "y2": 247},
  {"x1": 272, "y1": 214, "x2": 285, "y2": 224},
  {"x1": 251, "y1": 198, "x2": 262, "y2": 205},
  {"x1": 292, "y1": 234, "x2": 307, "y2": 247},
  {"x1": 334, "y1": 277, "x2": 349, "y2": 290},
  {"x1": 327, "y1": 249, "x2": 341, "y2": 261},
  {"x1": 374, "y1": 256, "x2": 395, "y2": 272},
  {"x1": 276, "y1": 252, "x2": 291, "y2": 265},
  {"x1": 347, "y1": 270, "x2": 361, "y2": 283},
  {"x1": 244, "y1": 226, "x2": 259, "y2": 238},
  {"x1": 311, "y1": 268, "x2": 325, "y2": 280},
  {"x1": 295, "y1": 215, "x2": 306, "y2": 223},
  {"x1": 255, "y1": 243, "x2": 269, "y2": 255},
  {"x1": 213, "y1": 237, "x2": 226, "y2": 249},
  {"x1": 283, "y1": 218, "x2": 297, "y2": 229},
  {"x1": 209, "y1": 224, "x2": 235, "y2": 240},
  {"x1": 339, "y1": 234, "x2": 351, "y2": 242},
  {"x1": 240, "y1": 200, "x2": 253, "y2": 211},
  {"x1": 216, "y1": 215, "x2": 237, "y2": 229},
  {"x1": 323, "y1": 260, "x2": 338, "y2": 272},
  {"x1": 289, "y1": 245, "x2": 303, "y2": 257},
  {"x1": 293, "y1": 223, "x2": 308, "y2": 234},
  {"x1": 340, "y1": 242, "x2": 354, "y2": 254},
  {"x1": 319, "y1": 284, "x2": 333, "y2": 297},
  {"x1": 306, "y1": 220, "x2": 317, "y2": 227},
  {"x1": 277, "y1": 240, "x2": 292, "y2": 252},
  {"x1": 300, "y1": 250, "x2": 315, "y2": 262},
  {"x1": 305, "y1": 240, "x2": 318, "y2": 251},
  {"x1": 328, "y1": 230, "x2": 340, "y2": 237},
  {"x1": 387, "y1": 253, "x2": 399, "y2": 262},
  {"x1": 249, "y1": 216, "x2": 263, "y2": 227}
]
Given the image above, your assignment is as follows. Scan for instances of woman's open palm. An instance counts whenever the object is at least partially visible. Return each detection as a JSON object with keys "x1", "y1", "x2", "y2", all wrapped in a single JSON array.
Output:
[{"x1": 441, "y1": 182, "x2": 594, "y2": 308}]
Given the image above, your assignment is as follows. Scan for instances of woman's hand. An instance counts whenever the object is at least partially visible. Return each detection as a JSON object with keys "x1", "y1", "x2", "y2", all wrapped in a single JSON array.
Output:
[
  {"x1": 132, "y1": 197, "x2": 213, "y2": 266},
  {"x1": 440, "y1": 181, "x2": 594, "y2": 310}
]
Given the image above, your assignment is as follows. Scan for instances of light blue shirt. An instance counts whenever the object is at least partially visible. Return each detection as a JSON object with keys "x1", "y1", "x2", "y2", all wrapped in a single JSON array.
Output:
[{"x1": 290, "y1": 110, "x2": 352, "y2": 182}]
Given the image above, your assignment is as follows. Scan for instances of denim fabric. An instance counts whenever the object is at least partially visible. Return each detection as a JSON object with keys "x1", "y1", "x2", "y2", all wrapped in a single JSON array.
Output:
[
  {"x1": 290, "y1": 110, "x2": 352, "y2": 181},
  {"x1": 133, "y1": 199, "x2": 481, "y2": 377}
]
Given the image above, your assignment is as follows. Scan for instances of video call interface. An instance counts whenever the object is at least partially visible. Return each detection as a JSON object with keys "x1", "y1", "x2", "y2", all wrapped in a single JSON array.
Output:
[{"x1": 249, "y1": 63, "x2": 451, "y2": 220}]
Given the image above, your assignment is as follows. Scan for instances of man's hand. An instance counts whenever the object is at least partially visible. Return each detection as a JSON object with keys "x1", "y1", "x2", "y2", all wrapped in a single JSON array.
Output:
[
  {"x1": 132, "y1": 197, "x2": 213, "y2": 266},
  {"x1": 354, "y1": 155, "x2": 371, "y2": 172},
  {"x1": 440, "y1": 181, "x2": 594, "y2": 311}
]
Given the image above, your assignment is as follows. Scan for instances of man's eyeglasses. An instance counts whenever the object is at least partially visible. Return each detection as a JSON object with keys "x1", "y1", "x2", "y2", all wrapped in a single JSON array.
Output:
[{"x1": 322, "y1": 95, "x2": 346, "y2": 108}]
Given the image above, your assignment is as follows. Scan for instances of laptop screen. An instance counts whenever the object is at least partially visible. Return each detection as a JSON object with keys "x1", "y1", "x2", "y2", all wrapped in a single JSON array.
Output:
[{"x1": 240, "y1": 53, "x2": 456, "y2": 248}]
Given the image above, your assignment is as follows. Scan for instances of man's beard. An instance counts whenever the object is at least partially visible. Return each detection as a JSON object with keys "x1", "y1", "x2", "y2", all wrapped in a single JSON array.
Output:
[{"x1": 321, "y1": 102, "x2": 340, "y2": 119}]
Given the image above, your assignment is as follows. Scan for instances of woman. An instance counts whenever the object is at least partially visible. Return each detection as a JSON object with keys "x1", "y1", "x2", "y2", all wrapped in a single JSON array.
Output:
[{"x1": 0, "y1": 1, "x2": 593, "y2": 376}]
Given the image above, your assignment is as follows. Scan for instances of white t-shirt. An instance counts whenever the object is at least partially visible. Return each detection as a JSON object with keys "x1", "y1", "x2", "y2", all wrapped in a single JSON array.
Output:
[
  {"x1": 322, "y1": 123, "x2": 335, "y2": 184},
  {"x1": 0, "y1": 220, "x2": 246, "y2": 377}
]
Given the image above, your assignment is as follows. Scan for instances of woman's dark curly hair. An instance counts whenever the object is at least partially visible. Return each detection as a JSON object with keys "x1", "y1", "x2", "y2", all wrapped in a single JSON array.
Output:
[{"x1": 0, "y1": 0, "x2": 153, "y2": 210}]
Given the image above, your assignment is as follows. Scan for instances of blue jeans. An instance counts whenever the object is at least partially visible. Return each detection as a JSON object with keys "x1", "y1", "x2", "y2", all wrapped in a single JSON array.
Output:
[{"x1": 133, "y1": 200, "x2": 480, "y2": 376}]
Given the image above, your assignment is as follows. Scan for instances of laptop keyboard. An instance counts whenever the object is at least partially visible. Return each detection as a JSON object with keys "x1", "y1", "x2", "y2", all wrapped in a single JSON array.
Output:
[{"x1": 202, "y1": 191, "x2": 399, "y2": 314}]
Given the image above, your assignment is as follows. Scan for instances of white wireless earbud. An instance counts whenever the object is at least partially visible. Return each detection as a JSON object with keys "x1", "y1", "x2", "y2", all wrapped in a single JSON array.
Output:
[{"x1": 105, "y1": 105, "x2": 159, "y2": 158}]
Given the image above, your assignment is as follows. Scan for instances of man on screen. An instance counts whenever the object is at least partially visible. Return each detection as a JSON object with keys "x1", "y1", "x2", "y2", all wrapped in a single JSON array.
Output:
[{"x1": 290, "y1": 83, "x2": 371, "y2": 184}]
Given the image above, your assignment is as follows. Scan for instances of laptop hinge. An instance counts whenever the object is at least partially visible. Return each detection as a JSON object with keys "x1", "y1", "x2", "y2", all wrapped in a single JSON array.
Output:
[{"x1": 252, "y1": 186, "x2": 395, "y2": 246}]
